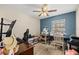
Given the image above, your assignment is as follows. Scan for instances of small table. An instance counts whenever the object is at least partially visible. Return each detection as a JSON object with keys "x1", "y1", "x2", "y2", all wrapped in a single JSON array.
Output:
[
  {"x1": 40, "y1": 34, "x2": 53, "y2": 44},
  {"x1": 15, "y1": 43, "x2": 34, "y2": 55},
  {"x1": 28, "y1": 37, "x2": 39, "y2": 45},
  {"x1": 40, "y1": 34, "x2": 48, "y2": 44}
]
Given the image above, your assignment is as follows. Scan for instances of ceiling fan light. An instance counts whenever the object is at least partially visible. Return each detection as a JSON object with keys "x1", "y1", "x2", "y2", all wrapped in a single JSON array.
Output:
[
  {"x1": 40, "y1": 13, "x2": 47, "y2": 16},
  {"x1": 43, "y1": 13, "x2": 47, "y2": 16},
  {"x1": 44, "y1": 7, "x2": 48, "y2": 10}
]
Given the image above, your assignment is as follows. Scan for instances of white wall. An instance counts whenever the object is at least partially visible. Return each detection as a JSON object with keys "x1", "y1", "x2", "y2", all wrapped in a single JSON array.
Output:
[
  {"x1": 0, "y1": 5, "x2": 40, "y2": 39},
  {"x1": 76, "y1": 7, "x2": 79, "y2": 37},
  {"x1": 13, "y1": 13, "x2": 40, "y2": 38}
]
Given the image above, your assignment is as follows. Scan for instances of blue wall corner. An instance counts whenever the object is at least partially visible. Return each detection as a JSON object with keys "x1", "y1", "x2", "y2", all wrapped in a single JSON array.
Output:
[{"x1": 40, "y1": 11, "x2": 76, "y2": 37}]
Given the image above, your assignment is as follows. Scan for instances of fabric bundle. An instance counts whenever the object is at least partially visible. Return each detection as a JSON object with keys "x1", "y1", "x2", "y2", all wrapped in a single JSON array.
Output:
[{"x1": 2, "y1": 35, "x2": 19, "y2": 55}]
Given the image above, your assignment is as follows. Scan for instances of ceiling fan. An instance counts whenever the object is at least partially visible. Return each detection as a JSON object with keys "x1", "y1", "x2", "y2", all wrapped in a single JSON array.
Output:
[{"x1": 33, "y1": 4, "x2": 57, "y2": 16}]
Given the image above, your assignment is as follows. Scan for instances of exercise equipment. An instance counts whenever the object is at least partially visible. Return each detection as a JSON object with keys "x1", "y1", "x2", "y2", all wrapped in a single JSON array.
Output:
[{"x1": 0, "y1": 18, "x2": 16, "y2": 41}]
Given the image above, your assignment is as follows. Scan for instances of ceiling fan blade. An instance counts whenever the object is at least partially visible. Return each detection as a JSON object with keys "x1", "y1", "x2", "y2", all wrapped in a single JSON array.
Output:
[
  {"x1": 38, "y1": 13, "x2": 49, "y2": 16},
  {"x1": 33, "y1": 10, "x2": 41, "y2": 12},
  {"x1": 48, "y1": 9, "x2": 57, "y2": 12},
  {"x1": 46, "y1": 13, "x2": 49, "y2": 16},
  {"x1": 39, "y1": 13, "x2": 42, "y2": 16}
]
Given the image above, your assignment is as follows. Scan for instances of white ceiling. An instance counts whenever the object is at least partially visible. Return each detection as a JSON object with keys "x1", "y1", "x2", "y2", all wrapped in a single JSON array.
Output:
[
  {"x1": 29, "y1": 4, "x2": 78, "y2": 19},
  {"x1": 0, "y1": 4, "x2": 78, "y2": 19}
]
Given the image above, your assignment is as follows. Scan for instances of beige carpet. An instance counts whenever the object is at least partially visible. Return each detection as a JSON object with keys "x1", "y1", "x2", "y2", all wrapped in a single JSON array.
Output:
[{"x1": 34, "y1": 43, "x2": 64, "y2": 55}]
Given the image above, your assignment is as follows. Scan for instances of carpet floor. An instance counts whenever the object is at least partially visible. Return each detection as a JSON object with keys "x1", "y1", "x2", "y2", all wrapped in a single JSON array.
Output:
[{"x1": 34, "y1": 43, "x2": 64, "y2": 55}]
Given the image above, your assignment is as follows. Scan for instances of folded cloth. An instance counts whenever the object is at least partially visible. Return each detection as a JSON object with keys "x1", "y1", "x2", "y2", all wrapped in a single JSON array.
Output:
[{"x1": 65, "y1": 49, "x2": 78, "y2": 55}]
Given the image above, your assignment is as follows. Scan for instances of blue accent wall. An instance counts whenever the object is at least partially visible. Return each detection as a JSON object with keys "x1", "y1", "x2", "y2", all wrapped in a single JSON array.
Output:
[{"x1": 40, "y1": 11, "x2": 76, "y2": 37}]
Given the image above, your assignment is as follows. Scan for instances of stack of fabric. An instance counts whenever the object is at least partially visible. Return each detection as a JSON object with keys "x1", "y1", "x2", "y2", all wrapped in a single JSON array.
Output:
[{"x1": 0, "y1": 35, "x2": 19, "y2": 55}]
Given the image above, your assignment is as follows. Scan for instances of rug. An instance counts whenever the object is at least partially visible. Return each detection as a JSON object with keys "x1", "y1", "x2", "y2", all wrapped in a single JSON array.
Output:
[{"x1": 34, "y1": 43, "x2": 64, "y2": 55}]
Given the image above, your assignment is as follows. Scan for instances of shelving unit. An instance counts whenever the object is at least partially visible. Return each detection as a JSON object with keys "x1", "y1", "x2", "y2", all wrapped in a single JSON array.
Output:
[
  {"x1": 51, "y1": 19, "x2": 65, "y2": 35},
  {"x1": 51, "y1": 19, "x2": 65, "y2": 53}
]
